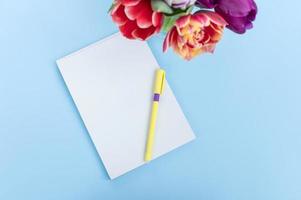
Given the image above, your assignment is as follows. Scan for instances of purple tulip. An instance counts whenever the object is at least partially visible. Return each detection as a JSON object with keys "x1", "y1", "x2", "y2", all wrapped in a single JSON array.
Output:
[
  {"x1": 196, "y1": 0, "x2": 216, "y2": 8},
  {"x1": 197, "y1": 0, "x2": 258, "y2": 34}
]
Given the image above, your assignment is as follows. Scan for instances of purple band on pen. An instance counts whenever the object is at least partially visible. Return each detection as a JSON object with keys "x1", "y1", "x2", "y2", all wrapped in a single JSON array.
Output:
[{"x1": 153, "y1": 93, "x2": 160, "y2": 101}]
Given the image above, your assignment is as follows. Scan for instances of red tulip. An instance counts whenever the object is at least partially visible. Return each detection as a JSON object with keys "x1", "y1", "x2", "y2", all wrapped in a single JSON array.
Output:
[{"x1": 110, "y1": 0, "x2": 163, "y2": 40}]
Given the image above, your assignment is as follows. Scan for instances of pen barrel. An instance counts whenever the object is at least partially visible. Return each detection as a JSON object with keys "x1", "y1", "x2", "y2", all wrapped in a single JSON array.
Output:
[{"x1": 145, "y1": 101, "x2": 159, "y2": 162}]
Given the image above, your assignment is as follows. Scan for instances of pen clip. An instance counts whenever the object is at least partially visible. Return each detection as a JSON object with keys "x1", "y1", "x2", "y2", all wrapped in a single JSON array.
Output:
[
  {"x1": 154, "y1": 69, "x2": 166, "y2": 95},
  {"x1": 159, "y1": 70, "x2": 165, "y2": 95}
]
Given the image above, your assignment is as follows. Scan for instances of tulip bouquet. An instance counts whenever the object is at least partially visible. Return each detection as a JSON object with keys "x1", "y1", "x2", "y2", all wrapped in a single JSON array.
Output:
[{"x1": 109, "y1": 0, "x2": 257, "y2": 60}]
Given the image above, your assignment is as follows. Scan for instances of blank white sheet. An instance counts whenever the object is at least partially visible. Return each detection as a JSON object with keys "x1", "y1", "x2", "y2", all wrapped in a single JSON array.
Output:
[{"x1": 57, "y1": 33, "x2": 195, "y2": 179}]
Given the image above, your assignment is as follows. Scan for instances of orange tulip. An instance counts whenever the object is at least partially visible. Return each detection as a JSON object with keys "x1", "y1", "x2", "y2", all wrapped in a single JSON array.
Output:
[{"x1": 163, "y1": 11, "x2": 227, "y2": 60}]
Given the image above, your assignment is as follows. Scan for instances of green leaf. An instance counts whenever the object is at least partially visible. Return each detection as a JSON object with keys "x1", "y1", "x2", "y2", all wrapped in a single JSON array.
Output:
[
  {"x1": 162, "y1": 16, "x2": 177, "y2": 32},
  {"x1": 108, "y1": 3, "x2": 115, "y2": 13},
  {"x1": 151, "y1": 0, "x2": 173, "y2": 14},
  {"x1": 185, "y1": 6, "x2": 194, "y2": 14},
  {"x1": 161, "y1": 5, "x2": 194, "y2": 33}
]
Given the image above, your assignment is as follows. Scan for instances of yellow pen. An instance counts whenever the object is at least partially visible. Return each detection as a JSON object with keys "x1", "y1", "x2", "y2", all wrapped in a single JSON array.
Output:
[{"x1": 144, "y1": 69, "x2": 165, "y2": 162}]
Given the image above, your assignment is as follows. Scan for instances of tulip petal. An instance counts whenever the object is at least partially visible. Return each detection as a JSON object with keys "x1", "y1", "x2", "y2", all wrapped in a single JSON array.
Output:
[
  {"x1": 217, "y1": 0, "x2": 256, "y2": 17},
  {"x1": 120, "y1": 0, "x2": 141, "y2": 7},
  {"x1": 175, "y1": 15, "x2": 191, "y2": 28},
  {"x1": 119, "y1": 20, "x2": 137, "y2": 39},
  {"x1": 163, "y1": 28, "x2": 175, "y2": 52},
  {"x1": 196, "y1": 0, "x2": 217, "y2": 9},
  {"x1": 135, "y1": 1, "x2": 154, "y2": 28},
  {"x1": 198, "y1": 11, "x2": 227, "y2": 26},
  {"x1": 124, "y1": 2, "x2": 144, "y2": 20},
  {"x1": 192, "y1": 12, "x2": 210, "y2": 26},
  {"x1": 111, "y1": 4, "x2": 128, "y2": 26},
  {"x1": 152, "y1": 12, "x2": 163, "y2": 27},
  {"x1": 132, "y1": 26, "x2": 156, "y2": 40}
]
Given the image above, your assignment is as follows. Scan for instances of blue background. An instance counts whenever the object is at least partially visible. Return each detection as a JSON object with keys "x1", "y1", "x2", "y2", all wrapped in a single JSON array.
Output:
[{"x1": 0, "y1": 0, "x2": 300, "y2": 199}]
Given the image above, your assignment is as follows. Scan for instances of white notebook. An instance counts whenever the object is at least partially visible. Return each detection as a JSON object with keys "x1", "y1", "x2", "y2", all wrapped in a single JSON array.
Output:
[{"x1": 57, "y1": 33, "x2": 195, "y2": 179}]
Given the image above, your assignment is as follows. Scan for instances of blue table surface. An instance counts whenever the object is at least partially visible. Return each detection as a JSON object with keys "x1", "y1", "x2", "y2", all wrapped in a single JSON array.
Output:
[{"x1": 1, "y1": 1, "x2": 300, "y2": 199}]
